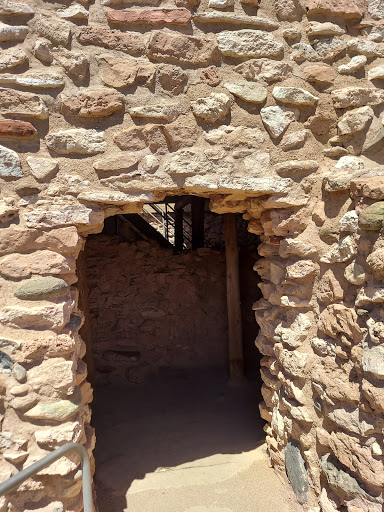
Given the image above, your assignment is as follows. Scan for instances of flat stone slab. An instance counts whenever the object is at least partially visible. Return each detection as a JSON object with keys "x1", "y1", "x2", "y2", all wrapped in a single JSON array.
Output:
[
  {"x1": 194, "y1": 12, "x2": 278, "y2": 30},
  {"x1": 217, "y1": 30, "x2": 284, "y2": 58},
  {"x1": 107, "y1": 9, "x2": 191, "y2": 25},
  {"x1": 147, "y1": 30, "x2": 218, "y2": 66}
]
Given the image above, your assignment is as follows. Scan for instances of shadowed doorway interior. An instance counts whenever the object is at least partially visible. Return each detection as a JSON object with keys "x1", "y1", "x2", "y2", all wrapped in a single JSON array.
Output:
[{"x1": 82, "y1": 197, "x2": 267, "y2": 512}]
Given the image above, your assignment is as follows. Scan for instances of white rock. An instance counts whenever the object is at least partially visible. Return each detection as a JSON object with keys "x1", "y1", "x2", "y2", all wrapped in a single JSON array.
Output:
[
  {"x1": 276, "y1": 313, "x2": 312, "y2": 348},
  {"x1": 371, "y1": 442, "x2": 382, "y2": 456},
  {"x1": 347, "y1": 38, "x2": 384, "y2": 58},
  {"x1": 217, "y1": 30, "x2": 284, "y2": 58},
  {"x1": 368, "y1": 0, "x2": 384, "y2": 19},
  {"x1": 326, "y1": 406, "x2": 375, "y2": 436},
  {"x1": 0, "y1": 0, "x2": 34, "y2": 15},
  {"x1": 337, "y1": 106, "x2": 374, "y2": 135},
  {"x1": 339, "y1": 211, "x2": 358, "y2": 233},
  {"x1": 0, "y1": 47, "x2": 27, "y2": 70},
  {"x1": 52, "y1": 48, "x2": 89, "y2": 81},
  {"x1": 320, "y1": 235, "x2": 357, "y2": 264},
  {"x1": 217, "y1": 176, "x2": 291, "y2": 195},
  {"x1": 275, "y1": 159, "x2": 318, "y2": 176},
  {"x1": 208, "y1": 0, "x2": 233, "y2": 8},
  {"x1": 139, "y1": 154, "x2": 160, "y2": 173},
  {"x1": 311, "y1": 337, "x2": 336, "y2": 357},
  {"x1": 34, "y1": 39, "x2": 53, "y2": 64},
  {"x1": 45, "y1": 129, "x2": 106, "y2": 155},
  {"x1": 243, "y1": 152, "x2": 270, "y2": 174},
  {"x1": 283, "y1": 400, "x2": 313, "y2": 424},
  {"x1": 337, "y1": 55, "x2": 367, "y2": 74},
  {"x1": 362, "y1": 345, "x2": 384, "y2": 380},
  {"x1": 223, "y1": 82, "x2": 267, "y2": 103},
  {"x1": 235, "y1": 59, "x2": 291, "y2": 83},
  {"x1": 0, "y1": 145, "x2": 22, "y2": 178},
  {"x1": 281, "y1": 130, "x2": 309, "y2": 151},
  {"x1": 191, "y1": 93, "x2": 231, "y2": 123},
  {"x1": 129, "y1": 104, "x2": 181, "y2": 122},
  {"x1": 369, "y1": 26, "x2": 384, "y2": 42},
  {"x1": 272, "y1": 86, "x2": 319, "y2": 106},
  {"x1": 27, "y1": 157, "x2": 58, "y2": 181},
  {"x1": 0, "y1": 21, "x2": 28, "y2": 41},
  {"x1": 332, "y1": 87, "x2": 384, "y2": 108},
  {"x1": 279, "y1": 238, "x2": 318, "y2": 258},
  {"x1": 355, "y1": 285, "x2": 384, "y2": 306},
  {"x1": 278, "y1": 349, "x2": 308, "y2": 378},
  {"x1": 194, "y1": 12, "x2": 278, "y2": 30},
  {"x1": 35, "y1": 421, "x2": 83, "y2": 448},
  {"x1": 368, "y1": 65, "x2": 384, "y2": 80},
  {"x1": 260, "y1": 106, "x2": 296, "y2": 138},
  {"x1": 78, "y1": 190, "x2": 152, "y2": 204},
  {"x1": 286, "y1": 260, "x2": 319, "y2": 279},
  {"x1": 24, "y1": 202, "x2": 104, "y2": 229},
  {"x1": 0, "y1": 72, "x2": 64, "y2": 89},
  {"x1": 335, "y1": 155, "x2": 364, "y2": 170},
  {"x1": 204, "y1": 125, "x2": 264, "y2": 148},
  {"x1": 291, "y1": 42, "x2": 318, "y2": 62},
  {"x1": 307, "y1": 21, "x2": 345, "y2": 37},
  {"x1": 58, "y1": 4, "x2": 89, "y2": 19}
]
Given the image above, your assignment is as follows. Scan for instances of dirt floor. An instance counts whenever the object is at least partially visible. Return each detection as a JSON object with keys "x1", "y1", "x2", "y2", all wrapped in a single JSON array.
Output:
[{"x1": 92, "y1": 371, "x2": 300, "y2": 512}]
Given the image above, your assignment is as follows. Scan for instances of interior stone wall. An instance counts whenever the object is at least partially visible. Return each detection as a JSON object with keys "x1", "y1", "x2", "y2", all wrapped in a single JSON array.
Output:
[
  {"x1": 0, "y1": 0, "x2": 383, "y2": 509},
  {"x1": 85, "y1": 234, "x2": 228, "y2": 382}
]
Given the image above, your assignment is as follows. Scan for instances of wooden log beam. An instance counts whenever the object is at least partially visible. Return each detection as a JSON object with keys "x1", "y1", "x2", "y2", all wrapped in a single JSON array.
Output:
[
  {"x1": 224, "y1": 213, "x2": 244, "y2": 380},
  {"x1": 77, "y1": 248, "x2": 96, "y2": 387}
]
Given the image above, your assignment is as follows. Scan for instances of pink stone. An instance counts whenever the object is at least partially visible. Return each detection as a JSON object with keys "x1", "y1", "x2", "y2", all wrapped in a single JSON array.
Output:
[
  {"x1": 78, "y1": 26, "x2": 144, "y2": 55},
  {"x1": 0, "y1": 250, "x2": 75, "y2": 278},
  {"x1": 305, "y1": 0, "x2": 365, "y2": 18},
  {"x1": 107, "y1": 9, "x2": 192, "y2": 26},
  {"x1": 0, "y1": 119, "x2": 36, "y2": 139},
  {"x1": 147, "y1": 30, "x2": 218, "y2": 66},
  {"x1": 0, "y1": 303, "x2": 71, "y2": 330}
]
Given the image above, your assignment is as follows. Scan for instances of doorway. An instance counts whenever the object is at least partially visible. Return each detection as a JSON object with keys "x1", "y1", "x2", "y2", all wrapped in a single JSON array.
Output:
[{"x1": 80, "y1": 197, "x2": 291, "y2": 511}]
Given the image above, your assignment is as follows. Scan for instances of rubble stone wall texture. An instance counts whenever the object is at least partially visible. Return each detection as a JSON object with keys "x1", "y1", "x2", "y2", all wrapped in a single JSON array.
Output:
[
  {"x1": 0, "y1": 0, "x2": 383, "y2": 509},
  {"x1": 85, "y1": 235, "x2": 228, "y2": 383}
]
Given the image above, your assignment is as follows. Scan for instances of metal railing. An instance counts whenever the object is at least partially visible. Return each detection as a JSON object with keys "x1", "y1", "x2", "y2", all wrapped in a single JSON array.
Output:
[
  {"x1": 142, "y1": 203, "x2": 196, "y2": 248},
  {"x1": 0, "y1": 443, "x2": 93, "y2": 512}
]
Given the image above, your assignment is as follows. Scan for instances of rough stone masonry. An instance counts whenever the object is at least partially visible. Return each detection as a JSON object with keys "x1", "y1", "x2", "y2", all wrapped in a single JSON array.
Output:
[{"x1": 0, "y1": 0, "x2": 383, "y2": 510}]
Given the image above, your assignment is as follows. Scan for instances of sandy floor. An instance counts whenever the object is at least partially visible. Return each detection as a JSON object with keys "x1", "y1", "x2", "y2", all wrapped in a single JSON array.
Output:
[{"x1": 92, "y1": 371, "x2": 300, "y2": 512}]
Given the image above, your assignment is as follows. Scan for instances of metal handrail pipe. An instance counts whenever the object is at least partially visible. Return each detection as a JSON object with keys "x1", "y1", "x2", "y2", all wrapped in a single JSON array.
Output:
[{"x1": 0, "y1": 443, "x2": 93, "y2": 512}]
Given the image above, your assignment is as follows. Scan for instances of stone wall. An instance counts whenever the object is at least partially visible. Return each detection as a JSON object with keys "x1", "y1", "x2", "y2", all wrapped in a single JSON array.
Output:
[
  {"x1": 85, "y1": 234, "x2": 228, "y2": 383},
  {"x1": 0, "y1": 0, "x2": 383, "y2": 509}
]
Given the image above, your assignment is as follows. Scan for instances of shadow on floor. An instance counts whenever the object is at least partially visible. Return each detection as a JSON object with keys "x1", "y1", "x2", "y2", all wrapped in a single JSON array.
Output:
[{"x1": 92, "y1": 370, "x2": 266, "y2": 512}]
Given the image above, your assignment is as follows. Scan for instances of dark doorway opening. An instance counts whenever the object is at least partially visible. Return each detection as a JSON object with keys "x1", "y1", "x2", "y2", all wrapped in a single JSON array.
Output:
[{"x1": 82, "y1": 198, "x2": 264, "y2": 511}]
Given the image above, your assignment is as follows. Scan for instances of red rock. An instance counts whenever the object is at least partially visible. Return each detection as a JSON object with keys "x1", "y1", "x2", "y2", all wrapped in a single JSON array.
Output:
[
  {"x1": 147, "y1": 30, "x2": 218, "y2": 66},
  {"x1": 107, "y1": 9, "x2": 191, "y2": 26},
  {"x1": 304, "y1": 0, "x2": 365, "y2": 18},
  {"x1": 0, "y1": 120, "x2": 36, "y2": 139},
  {"x1": 78, "y1": 27, "x2": 144, "y2": 55}
]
